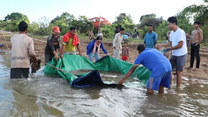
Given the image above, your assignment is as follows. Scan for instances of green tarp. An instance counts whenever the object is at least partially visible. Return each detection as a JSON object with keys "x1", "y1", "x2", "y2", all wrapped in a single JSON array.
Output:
[{"x1": 44, "y1": 55, "x2": 151, "y2": 87}]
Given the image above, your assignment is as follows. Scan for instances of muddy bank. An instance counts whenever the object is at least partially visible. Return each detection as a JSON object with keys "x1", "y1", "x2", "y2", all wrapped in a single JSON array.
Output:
[{"x1": 0, "y1": 32, "x2": 208, "y2": 79}]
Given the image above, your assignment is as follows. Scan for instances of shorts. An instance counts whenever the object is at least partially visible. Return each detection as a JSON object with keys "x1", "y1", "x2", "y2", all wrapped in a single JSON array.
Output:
[
  {"x1": 122, "y1": 56, "x2": 128, "y2": 61},
  {"x1": 147, "y1": 71, "x2": 171, "y2": 91},
  {"x1": 170, "y1": 54, "x2": 187, "y2": 71},
  {"x1": 10, "y1": 68, "x2": 29, "y2": 79}
]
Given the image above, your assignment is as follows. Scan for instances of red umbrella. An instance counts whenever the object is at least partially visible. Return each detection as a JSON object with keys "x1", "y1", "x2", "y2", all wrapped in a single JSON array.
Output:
[{"x1": 89, "y1": 17, "x2": 112, "y2": 28}]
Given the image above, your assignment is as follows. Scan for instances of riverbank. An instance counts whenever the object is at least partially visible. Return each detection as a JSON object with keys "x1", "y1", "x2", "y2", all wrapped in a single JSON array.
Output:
[{"x1": 0, "y1": 31, "x2": 208, "y2": 79}]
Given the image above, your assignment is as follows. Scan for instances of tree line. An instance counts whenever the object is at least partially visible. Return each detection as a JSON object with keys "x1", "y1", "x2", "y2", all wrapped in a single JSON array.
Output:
[{"x1": 0, "y1": 0, "x2": 207, "y2": 45}]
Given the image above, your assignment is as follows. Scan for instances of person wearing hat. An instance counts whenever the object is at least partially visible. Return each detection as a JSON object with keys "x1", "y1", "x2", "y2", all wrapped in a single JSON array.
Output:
[{"x1": 44, "y1": 26, "x2": 61, "y2": 63}]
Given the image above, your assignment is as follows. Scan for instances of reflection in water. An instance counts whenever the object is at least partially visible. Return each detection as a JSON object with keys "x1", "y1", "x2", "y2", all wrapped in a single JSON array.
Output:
[{"x1": 0, "y1": 54, "x2": 208, "y2": 117}]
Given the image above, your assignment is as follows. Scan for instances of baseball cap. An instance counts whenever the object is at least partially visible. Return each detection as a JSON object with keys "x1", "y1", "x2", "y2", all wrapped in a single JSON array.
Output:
[{"x1": 53, "y1": 26, "x2": 60, "y2": 33}]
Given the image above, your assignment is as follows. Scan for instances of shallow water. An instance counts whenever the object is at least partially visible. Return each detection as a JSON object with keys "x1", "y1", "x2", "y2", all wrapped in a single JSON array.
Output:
[{"x1": 0, "y1": 53, "x2": 208, "y2": 117}]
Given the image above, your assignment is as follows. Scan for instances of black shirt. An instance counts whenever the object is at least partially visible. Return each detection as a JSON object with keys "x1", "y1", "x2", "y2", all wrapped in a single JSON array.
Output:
[{"x1": 45, "y1": 35, "x2": 60, "y2": 56}]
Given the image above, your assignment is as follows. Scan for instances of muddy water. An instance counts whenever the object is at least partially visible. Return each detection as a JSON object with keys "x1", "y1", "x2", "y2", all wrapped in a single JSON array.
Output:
[{"x1": 0, "y1": 53, "x2": 208, "y2": 117}]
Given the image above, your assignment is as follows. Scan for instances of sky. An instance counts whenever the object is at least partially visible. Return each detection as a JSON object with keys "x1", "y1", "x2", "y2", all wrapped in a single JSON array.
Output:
[{"x1": 0, "y1": 0, "x2": 204, "y2": 24}]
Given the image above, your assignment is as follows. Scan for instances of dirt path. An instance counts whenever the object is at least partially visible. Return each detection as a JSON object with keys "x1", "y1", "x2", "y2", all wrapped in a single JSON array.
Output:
[{"x1": 0, "y1": 32, "x2": 208, "y2": 80}]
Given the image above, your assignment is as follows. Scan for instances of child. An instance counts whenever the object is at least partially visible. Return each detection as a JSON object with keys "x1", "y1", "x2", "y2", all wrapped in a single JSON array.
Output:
[
  {"x1": 122, "y1": 42, "x2": 129, "y2": 61},
  {"x1": 86, "y1": 36, "x2": 108, "y2": 62}
]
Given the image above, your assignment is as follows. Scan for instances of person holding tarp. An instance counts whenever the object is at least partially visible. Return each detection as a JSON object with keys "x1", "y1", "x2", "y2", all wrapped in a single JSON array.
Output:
[
  {"x1": 118, "y1": 44, "x2": 172, "y2": 94},
  {"x1": 44, "y1": 26, "x2": 61, "y2": 63},
  {"x1": 10, "y1": 21, "x2": 39, "y2": 78},
  {"x1": 60, "y1": 27, "x2": 82, "y2": 58},
  {"x1": 86, "y1": 36, "x2": 108, "y2": 62}
]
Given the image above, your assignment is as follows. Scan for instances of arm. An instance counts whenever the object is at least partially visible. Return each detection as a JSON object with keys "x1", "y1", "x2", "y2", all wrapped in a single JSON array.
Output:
[
  {"x1": 113, "y1": 34, "x2": 117, "y2": 49},
  {"x1": 196, "y1": 30, "x2": 203, "y2": 46},
  {"x1": 60, "y1": 44, "x2": 65, "y2": 58},
  {"x1": 29, "y1": 39, "x2": 38, "y2": 61},
  {"x1": 118, "y1": 65, "x2": 139, "y2": 85},
  {"x1": 101, "y1": 43, "x2": 108, "y2": 54},
  {"x1": 127, "y1": 48, "x2": 129, "y2": 57},
  {"x1": 154, "y1": 33, "x2": 158, "y2": 45},
  {"x1": 48, "y1": 39, "x2": 59, "y2": 60},
  {"x1": 169, "y1": 41, "x2": 183, "y2": 50},
  {"x1": 76, "y1": 44, "x2": 82, "y2": 56}
]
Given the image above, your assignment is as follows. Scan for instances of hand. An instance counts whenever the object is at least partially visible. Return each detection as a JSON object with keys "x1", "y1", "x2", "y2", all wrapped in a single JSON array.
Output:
[
  {"x1": 194, "y1": 43, "x2": 198, "y2": 46},
  {"x1": 162, "y1": 48, "x2": 170, "y2": 54},
  {"x1": 156, "y1": 44, "x2": 162, "y2": 49},
  {"x1": 79, "y1": 53, "x2": 82, "y2": 56},
  {"x1": 60, "y1": 54, "x2": 64, "y2": 58},
  {"x1": 54, "y1": 55, "x2": 59, "y2": 61}
]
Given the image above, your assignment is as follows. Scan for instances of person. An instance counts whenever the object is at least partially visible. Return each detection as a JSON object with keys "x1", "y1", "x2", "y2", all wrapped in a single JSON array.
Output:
[
  {"x1": 60, "y1": 27, "x2": 82, "y2": 58},
  {"x1": 188, "y1": 21, "x2": 203, "y2": 70},
  {"x1": 118, "y1": 44, "x2": 172, "y2": 94},
  {"x1": 115, "y1": 26, "x2": 120, "y2": 35},
  {"x1": 158, "y1": 16, "x2": 187, "y2": 88},
  {"x1": 121, "y1": 42, "x2": 129, "y2": 62},
  {"x1": 44, "y1": 26, "x2": 61, "y2": 63},
  {"x1": 10, "y1": 21, "x2": 38, "y2": 78},
  {"x1": 86, "y1": 36, "x2": 108, "y2": 62},
  {"x1": 97, "y1": 29, "x2": 103, "y2": 37},
  {"x1": 144, "y1": 25, "x2": 158, "y2": 48},
  {"x1": 113, "y1": 28, "x2": 125, "y2": 59},
  {"x1": 88, "y1": 30, "x2": 94, "y2": 40},
  {"x1": 186, "y1": 33, "x2": 190, "y2": 47}
]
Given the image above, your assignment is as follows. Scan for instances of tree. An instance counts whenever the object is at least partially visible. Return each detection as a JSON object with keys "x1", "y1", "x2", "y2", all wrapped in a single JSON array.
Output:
[
  {"x1": 178, "y1": 0, "x2": 208, "y2": 44},
  {"x1": 71, "y1": 16, "x2": 94, "y2": 35},
  {"x1": 50, "y1": 12, "x2": 75, "y2": 35},
  {"x1": 139, "y1": 14, "x2": 163, "y2": 28},
  {"x1": 3, "y1": 12, "x2": 30, "y2": 31}
]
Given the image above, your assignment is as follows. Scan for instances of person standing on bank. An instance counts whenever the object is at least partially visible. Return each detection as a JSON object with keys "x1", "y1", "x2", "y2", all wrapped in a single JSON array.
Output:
[
  {"x1": 188, "y1": 21, "x2": 203, "y2": 71},
  {"x1": 44, "y1": 26, "x2": 61, "y2": 63},
  {"x1": 144, "y1": 25, "x2": 158, "y2": 48},
  {"x1": 113, "y1": 28, "x2": 125, "y2": 59},
  {"x1": 10, "y1": 21, "x2": 38, "y2": 78},
  {"x1": 159, "y1": 16, "x2": 187, "y2": 88}
]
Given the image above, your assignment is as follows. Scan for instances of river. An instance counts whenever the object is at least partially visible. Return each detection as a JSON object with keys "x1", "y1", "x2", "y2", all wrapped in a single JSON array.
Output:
[{"x1": 0, "y1": 52, "x2": 208, "y2": 117}]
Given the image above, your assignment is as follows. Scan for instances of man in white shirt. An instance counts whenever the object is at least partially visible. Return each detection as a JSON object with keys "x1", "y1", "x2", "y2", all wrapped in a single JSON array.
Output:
[
  {"x1": 158, "y1": 16, "x2": 187, "y2": 88},
  {"x1": 10, "y1": 21, "x2": 38, "y2": 78},
  {"x1": 113, "y1": 28, "x2": 125, "y2": 59}
]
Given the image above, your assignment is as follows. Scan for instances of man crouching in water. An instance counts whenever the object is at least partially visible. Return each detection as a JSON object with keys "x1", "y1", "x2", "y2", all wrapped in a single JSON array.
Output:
[{"x1": 118, "y1": 44, "x2": 172, "y2": 94}]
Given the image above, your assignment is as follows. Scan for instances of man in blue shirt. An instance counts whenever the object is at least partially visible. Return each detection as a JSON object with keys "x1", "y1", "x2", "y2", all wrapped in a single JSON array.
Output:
[
  {"x1": 118, "y1": 44, "x2": 172, "y2": 94},
  {"x1": 144, "y1": 25, "x2": 158, "y2": 48}
]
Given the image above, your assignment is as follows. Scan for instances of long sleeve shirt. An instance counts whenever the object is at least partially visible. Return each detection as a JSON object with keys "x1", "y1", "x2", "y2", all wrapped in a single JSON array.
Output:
[
  {"x1": 113, "y1": 33, "x2": 123, "y2": 50},
  {"x1": 86, "y1": 40, "x2": 107, "y2": 55},
  {"x1": 11, "y1": 34, "x2": 35, "y2": 68}
]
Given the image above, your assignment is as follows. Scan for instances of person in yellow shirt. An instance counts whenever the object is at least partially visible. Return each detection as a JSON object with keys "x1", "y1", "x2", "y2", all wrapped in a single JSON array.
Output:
[{"x1": 60, "y1": 27, "x2": 82, "y2": 58}]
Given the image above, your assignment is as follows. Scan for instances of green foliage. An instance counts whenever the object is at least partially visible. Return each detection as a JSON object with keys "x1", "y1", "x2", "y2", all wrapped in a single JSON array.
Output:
[
  {"x1": 71, "y1": 16, "x2": 94, "y2": 35},
  {"x1": 177, "y1": 1, "x2": 208, "y2": 45},
  {"x1": 155, "y1": 21, "x2": 169, "y2": 41},
  {"x1": 28, "y1": 22, "x2": 39, "y2": 34},
  {"x1": 139, "y1": 14, "x2": 163, "y2": 28},
  {"x1": 50, "y1": 12, "x2": 75, "y2": 35},
  {"x1": 101, "y1": 24, "x2": 114, "y2": 38},
  {"x1": 3, "y1": 12, "x2": 30, "y2": 31}
]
